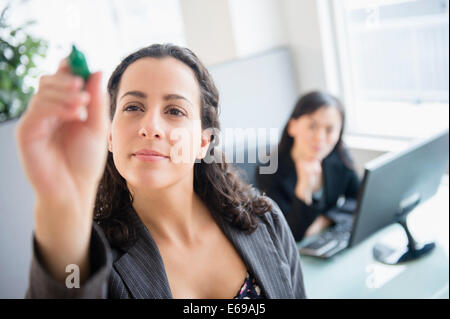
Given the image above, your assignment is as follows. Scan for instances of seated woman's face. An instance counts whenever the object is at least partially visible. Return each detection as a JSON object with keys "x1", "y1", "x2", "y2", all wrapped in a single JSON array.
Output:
[
  {"x1": 108, "y1": 57, "x2": 208, "y2": 190},
  {"x1": 288, "y1": 105, "x2": 342, "y2": 161}
]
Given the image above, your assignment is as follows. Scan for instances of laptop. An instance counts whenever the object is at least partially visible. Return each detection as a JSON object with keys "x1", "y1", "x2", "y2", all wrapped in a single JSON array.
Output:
[{"x1": 298, "y1": 129, "x2": 449, "y2": 259}]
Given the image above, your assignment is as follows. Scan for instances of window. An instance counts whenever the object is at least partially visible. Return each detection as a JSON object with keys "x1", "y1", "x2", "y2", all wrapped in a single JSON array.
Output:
[{"x1": 332, "y1": 0, "x2": 449, "y2": 139}]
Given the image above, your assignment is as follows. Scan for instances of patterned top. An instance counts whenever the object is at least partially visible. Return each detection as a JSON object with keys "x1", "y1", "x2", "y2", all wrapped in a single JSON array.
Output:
[{"x1": 233, "y1": 272, "x2": 265, "y2": 299}]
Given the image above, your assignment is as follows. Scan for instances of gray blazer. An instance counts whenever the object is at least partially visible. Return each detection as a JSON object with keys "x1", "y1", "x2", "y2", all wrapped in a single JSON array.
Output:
[{"x1": 25, "y1": 198, "x2": 307, "y2": 299}]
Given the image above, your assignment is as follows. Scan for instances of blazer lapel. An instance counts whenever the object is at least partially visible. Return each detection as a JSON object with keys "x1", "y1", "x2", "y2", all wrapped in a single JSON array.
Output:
[
  {"x1": 214, "y1": 214, "x2": 293, "y2": 298},
  {"x1": 113, "y1": 209, "x2": 173, "y2": 299}
]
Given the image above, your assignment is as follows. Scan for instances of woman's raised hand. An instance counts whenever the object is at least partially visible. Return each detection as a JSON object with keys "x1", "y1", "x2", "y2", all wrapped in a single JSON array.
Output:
[{"x1": 15, "y1": 59, "x2": 110, "y2": 284}]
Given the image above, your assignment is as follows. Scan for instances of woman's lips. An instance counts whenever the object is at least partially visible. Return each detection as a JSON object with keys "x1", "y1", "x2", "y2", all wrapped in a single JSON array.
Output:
[
  {"x1": 133, "y1": 148, "x2": 170, "y2": 162},
  {"x1": 134, "y1": 154, "x2": 168, "y2": 162}
]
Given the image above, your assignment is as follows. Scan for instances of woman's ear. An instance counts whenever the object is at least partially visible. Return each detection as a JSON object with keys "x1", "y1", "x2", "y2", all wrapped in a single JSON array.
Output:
[
  {"x1": 287, "y1": 118, "x2": 296, "y2": 137},
  {"x1": 196, "y1": 129, "x2": 212, "y2": 160},
  {"x1": 108, "y1": 131, "x2": 113, "y2": 153}
]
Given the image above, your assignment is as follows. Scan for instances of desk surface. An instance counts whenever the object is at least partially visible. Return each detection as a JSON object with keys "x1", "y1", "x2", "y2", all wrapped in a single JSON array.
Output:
[{"x1": 297, "y1": 178, "x2": 449, "y2": 299}]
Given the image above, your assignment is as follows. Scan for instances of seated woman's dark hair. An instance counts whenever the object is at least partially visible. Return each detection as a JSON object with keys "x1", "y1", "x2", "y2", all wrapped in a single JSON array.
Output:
[
  {"x1": 278, "y1": 90, "x2": 354, "y2": 169},
  {"x1": 93, "y1": 43, "x2": 272, "y2": 250}
]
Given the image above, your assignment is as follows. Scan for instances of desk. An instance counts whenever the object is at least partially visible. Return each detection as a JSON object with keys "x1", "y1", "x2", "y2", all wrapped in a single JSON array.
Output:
[{"x1": 298, "y1": 178, "x2": 449, "y2": 299}]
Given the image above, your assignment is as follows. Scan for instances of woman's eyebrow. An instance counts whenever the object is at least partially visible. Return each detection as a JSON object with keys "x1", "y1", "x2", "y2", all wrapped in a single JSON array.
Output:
[
  {"x1": 308, "y1": 117, "x2": 317, "y2": 124},
  {"x1": 120, "y1": 90, "x2": 147, "y2": 101},
  {"x1": 163, "y1": 93, "x2": 193, "y2": 106},
  {"x1": 119, "y1": 91, "x2": 193, "y2": 106}
]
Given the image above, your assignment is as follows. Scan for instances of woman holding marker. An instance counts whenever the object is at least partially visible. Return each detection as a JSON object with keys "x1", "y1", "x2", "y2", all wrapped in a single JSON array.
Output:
[{"x1": 16, "y1": 44, "x2": 306, "y2": 299}]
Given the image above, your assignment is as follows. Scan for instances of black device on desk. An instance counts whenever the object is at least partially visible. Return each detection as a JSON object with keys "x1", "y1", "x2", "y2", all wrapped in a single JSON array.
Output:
[{"x1": 299, "y1": 129, "x2": 449, "y2": 264}]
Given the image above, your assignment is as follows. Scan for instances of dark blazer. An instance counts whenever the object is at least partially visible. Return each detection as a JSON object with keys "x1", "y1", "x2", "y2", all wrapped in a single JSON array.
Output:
[
  {"x1": 25, "y1": 197, "x2": 306, "y2": 299},
  {"x1": 256, "y1": 149, "x2": 360, "y2": 242}
]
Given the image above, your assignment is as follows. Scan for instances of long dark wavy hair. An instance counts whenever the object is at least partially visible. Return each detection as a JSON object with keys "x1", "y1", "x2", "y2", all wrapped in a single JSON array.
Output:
[
  {"x1": 278, "y1": 91, "x2": 354, "y2": 169},
  {"x1": 93, "y1": 44, "x2": 272, "y2": 250}
]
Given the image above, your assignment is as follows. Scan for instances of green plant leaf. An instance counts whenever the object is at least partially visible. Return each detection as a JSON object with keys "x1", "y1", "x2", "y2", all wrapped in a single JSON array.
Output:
[{"x1": 0, "y1": 2, "x2": 47, "y2": 123}]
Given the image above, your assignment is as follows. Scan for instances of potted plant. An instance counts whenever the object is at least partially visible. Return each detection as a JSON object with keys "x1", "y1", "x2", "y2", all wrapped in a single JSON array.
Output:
[{"x1": 0, "y1": 1, "x2": 48, "y2": 123}]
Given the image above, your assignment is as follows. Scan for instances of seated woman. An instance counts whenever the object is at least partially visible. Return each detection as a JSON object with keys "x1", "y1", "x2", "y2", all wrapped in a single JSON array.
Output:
[
  {"x1": 16, "y1": 44, "x2": 306, "y2": 299},
  {"x1": 256, "y1": 91, "x2": 360, "y2": 242}
]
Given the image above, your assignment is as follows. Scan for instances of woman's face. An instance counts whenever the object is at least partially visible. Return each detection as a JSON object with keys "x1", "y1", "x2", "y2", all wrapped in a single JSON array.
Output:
[
  {"x1": 288, "y1": 106, "x2": 342, "y2": 161},
  {"x1": 109, "y1": 57, "x2": 210, "y2": 191}
]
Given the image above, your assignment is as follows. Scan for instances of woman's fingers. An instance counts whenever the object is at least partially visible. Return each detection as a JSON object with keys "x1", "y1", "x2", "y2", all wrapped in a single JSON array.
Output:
[
  {"x1": 298, "y1": 160, "x2": 321, "y2": 173},
  {"x1": 19, "y1": 90, "x2": 90, "y2": 142},
  {"x1": 55, "y1": 58, "x2": 71, "y2": 75},
  {"x1": 18, "y1": 58, "x2": 108, "y2": 145},
  {"x1": 38, "y1": 73, "x2": 84, "y2": 92},
  {"x1": 29, "y1": 65, "x2": 92, "y2": 121},
  {"x1": 83, "y1": 71, "x2": 110, "y2": 130},
  {"x1": 40, "y1": 89, "x2": 90, "y2": 109}
]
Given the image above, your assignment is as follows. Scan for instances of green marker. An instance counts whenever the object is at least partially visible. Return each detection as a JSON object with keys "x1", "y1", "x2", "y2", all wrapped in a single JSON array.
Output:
[
  {"x1": 68, "y1": 45, "x2": 90, "y2": 121},
  {"x1": 68, "y1": 45, "x2": 91, "y2": 81}
]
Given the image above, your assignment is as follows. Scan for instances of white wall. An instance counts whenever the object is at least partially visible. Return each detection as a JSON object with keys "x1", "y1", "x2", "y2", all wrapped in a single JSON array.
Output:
[
  {"x1": 281, "y1": 0, "x2": 329, "y2": 94},
  {"x1": 180, "y1": 0, "x2": 288, "y2": 66},
  {"x1": 180, "y1": 0, "x2": 336, "y2": 94},
  {"x1": 0, "y1": 120, "x2": 35, "y2": 298},
  {"x1": 179, "y1": 0, "x2": 236, "y2": 65},
  {"x1": 228, "y1": 0, "x2": 287, "y2": 57}
]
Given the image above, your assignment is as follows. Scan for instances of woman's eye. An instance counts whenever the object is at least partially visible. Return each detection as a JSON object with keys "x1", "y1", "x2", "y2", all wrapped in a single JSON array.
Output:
[
  {"x1": 124, "y1": 105, "x2": 142, "y2": 112},
  {"x1": 166, "y1": 107, "x2": 185, "y2": 117}
]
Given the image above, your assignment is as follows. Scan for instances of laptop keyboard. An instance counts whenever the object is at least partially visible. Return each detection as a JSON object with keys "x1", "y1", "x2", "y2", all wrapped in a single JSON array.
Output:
[{"x1": 299, "y1": 218, "x2": 353, "y2": 258}]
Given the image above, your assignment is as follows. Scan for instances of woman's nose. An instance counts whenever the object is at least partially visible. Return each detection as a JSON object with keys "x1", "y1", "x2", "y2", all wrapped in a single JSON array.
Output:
[
  {"x1": 314, "y1": 129, "x2": 326, "y2": 143},
  {"x1": 139, "y1": 111, "x2": 165, "y2": 139}
]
